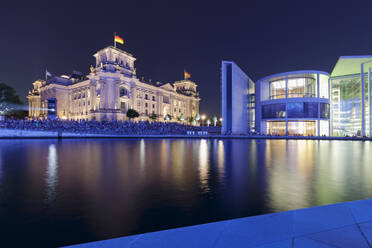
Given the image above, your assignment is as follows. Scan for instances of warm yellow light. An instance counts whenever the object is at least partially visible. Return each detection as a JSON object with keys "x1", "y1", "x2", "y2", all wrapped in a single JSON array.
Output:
[
  {"x1": 201, "y1": 115, "x2": 206, "y2": 120},
  {"x1": 219, "y1": 118, "x2": 223, "y2": 122},
  {"x1": 61, "y1": 116, "x2": 68, "y2": 120}
]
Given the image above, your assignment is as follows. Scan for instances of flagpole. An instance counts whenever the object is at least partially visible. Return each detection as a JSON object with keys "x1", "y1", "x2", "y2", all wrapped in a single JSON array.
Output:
[{"x1": 114, "y1": 32, "x2": 116, "y2": 48}]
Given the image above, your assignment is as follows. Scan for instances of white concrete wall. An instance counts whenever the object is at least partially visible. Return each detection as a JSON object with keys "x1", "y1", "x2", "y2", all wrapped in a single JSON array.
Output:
[{"x1": 221, "y1": 61, "x2": 252, "y2": 135}]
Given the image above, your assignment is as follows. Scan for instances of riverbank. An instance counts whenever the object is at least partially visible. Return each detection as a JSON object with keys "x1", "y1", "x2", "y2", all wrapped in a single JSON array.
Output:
[
  {"x1": 0, "y1": 128, "x2": 372, "y2": 141},
  {"x1": 64, "y1": 198, "x2": 372, "y2": 247}
]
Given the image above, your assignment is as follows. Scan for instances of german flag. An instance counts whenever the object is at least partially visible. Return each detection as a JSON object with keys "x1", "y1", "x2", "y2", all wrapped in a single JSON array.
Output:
[
  {"x1": 114, "y1": 35, "x2": 124, "y2": 45},
  {"x1": 184, "y1": 70, "x2": 191, "y2": 80}
]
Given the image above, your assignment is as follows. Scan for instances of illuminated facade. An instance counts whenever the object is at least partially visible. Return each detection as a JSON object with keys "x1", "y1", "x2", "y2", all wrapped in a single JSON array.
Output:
[
  {"x1": 222, "y1": 55, "x2": 372, "y2": 136},
  {"x1": 255, "y1": 71, "x2": 330, "y2": 136},
  {"x1": 330, "y1": 56, "x2": 372, "y2": 137},
  {"x1": 27, "y1": 46, "x2": 200, "y2": 122},
  {"x1": 221, "y1": 61, "x2": 255, "y2": 135}
]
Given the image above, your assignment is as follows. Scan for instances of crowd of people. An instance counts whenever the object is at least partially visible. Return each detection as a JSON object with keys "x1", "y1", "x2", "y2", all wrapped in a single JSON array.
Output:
[{"x1": 0, "y1": 118, "x2": 221, "y2": 135}]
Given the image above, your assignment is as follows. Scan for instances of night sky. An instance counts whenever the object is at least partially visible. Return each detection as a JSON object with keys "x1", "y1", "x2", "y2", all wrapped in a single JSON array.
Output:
[{"x1": 1, "y1": 0, "x2": 371, "y2": 117}]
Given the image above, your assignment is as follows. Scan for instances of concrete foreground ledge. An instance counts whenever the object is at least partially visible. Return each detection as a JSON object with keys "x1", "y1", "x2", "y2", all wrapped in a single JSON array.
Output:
[
  {"x1": 64, "y1": 198, "x2": 372, "y2": 248},
  {"x1": 1, "y1": 129, "x2": 372, "y2": 141}
]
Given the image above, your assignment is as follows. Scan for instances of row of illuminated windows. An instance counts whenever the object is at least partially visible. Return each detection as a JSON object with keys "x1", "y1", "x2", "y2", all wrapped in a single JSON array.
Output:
[
  {"x1": 262, "y1": 103, "x2": 329, "y2": 119},
  {"x1": 73, "y1": 91, "x2": 89, "y2": 100},
  {"x1": 269, "y1": 75, "x2": 329, "y2": 100}
]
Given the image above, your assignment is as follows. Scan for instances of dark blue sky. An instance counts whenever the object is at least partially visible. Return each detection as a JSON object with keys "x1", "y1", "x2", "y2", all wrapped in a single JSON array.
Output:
[{"x1": 1, "y1": 0, "x2": 371, "y2": 116}]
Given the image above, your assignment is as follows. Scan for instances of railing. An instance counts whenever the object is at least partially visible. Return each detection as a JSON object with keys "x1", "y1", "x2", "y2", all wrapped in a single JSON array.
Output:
[{"x1": 270, "y1": 93, "x2": 315, "y2": 100}]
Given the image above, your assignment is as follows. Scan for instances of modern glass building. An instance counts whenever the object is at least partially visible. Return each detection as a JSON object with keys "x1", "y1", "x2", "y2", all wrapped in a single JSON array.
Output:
[
  {"x1": 221, "y1": 55, "x2": 372, "y2": 136},
  {"x1": 255, "y1": 71, "x2": 330, "y2": 136},
  {"x1": 330, "y1": 56, "x2": 372, "y2": 137}
]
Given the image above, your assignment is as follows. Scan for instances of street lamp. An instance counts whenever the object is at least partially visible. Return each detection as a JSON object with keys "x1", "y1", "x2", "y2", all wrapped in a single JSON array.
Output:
[{"x1": 213, "y1": 116, "x2": 217, "y2": 126}]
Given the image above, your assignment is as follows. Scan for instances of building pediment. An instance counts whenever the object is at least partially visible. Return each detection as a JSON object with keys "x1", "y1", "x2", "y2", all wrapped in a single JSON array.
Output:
[{"x1": 160, "y1": 83, "x2": 174, "y2": 91}]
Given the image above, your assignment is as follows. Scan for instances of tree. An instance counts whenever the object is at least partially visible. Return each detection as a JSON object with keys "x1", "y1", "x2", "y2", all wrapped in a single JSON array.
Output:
[
  {"x1": 149, "y1": 113, "x2": 157, "y2": 120},
  {"x1": 0, "y1": 83, "x2": 26, "y2": 118},
  {"x1": 126, "y1": 109, "x2": 139, "y2": 120}
]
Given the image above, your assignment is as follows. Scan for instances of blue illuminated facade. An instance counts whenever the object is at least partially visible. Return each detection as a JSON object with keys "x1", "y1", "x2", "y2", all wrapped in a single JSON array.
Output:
[
  {"x1": 255, "y1": 71, "x2": 330, "y2": 136},
  {"x1": 221, "y1": 56, "x2": 372, "y2": 136}
]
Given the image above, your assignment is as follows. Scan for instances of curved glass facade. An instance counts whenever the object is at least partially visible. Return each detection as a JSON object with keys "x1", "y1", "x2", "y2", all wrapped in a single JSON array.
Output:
[
  {"x1": 262, "y1": 102, "x2": 330, "y2": 119},
  {"x1": 257, "y1": 71, "x2": 330, "y2": 136}
]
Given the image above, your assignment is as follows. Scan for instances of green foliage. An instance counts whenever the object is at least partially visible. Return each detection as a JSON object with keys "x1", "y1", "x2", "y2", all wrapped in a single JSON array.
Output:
[
  {"x1": 0, "y1": 83, "x2": 26, "y2": 118},
  {"x1": 126, "y1": 109, "x2": 139, "y2": 119},
  {"x1": 149, "y1": 113, "x2": 157, "y2": 120}
]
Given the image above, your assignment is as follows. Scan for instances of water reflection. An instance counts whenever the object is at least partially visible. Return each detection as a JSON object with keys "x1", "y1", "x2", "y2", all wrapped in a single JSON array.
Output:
[
  {"x1": 0, "y1": 139, "x2": 372, "y2": 247},
  {"x1": 140, "y1": 139, "x2": 146, "y2": 172},
  {"x1": 45, "y1": 143, "x2": 58, "y2": 204},
  {"x1": 199, "y1": 139, "x2": 209, "y2": 192}
]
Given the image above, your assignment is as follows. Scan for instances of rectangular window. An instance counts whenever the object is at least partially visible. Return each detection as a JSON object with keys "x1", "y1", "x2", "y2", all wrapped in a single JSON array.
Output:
[
  {"x1": 262, "y1": 104, "x2": 286, "y2": 119},
  {"x1": 270, "y1": 80, "x2": 286, "y2": 99},
  {"x1": 287, "y1": 102, "x2": 318, "y2": 118},
  {"x1": 287, "y1": 77, "x2": 316, "y2": 98},
  {"x1": 320, "y1": 103, "x2": 330, "y2": 119},
  {"x1": 163, "y1": 96, "x2": 170, "y2": 104}
]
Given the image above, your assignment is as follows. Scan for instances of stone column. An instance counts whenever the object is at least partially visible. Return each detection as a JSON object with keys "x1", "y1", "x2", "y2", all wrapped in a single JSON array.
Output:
[
  {"x1": 157, "y1": 92, "x2": 161, "y2": 118},
  {"x1": 131, "y1": 85, "x2": 136, "y2": 110},
  {"x1": 90, "y1": 80, "x2": 96, "y2": 111},
  {"x1": 115, "y1": 80, "x2": 120, "y2": 110},
  {"x1": 100, "y1": 79, "x2": 105, "y2": 110},
  {"x1": 170, "y1": 94, "x2": 173, "y2": 117}
]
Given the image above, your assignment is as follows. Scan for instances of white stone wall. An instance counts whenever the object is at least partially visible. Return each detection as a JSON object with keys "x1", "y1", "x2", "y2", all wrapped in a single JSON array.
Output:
[{"x1": 27, "y1": 46, "x2": 200, "y2": 123}]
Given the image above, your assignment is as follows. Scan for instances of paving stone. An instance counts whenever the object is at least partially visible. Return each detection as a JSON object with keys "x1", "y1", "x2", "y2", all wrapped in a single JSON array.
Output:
[
  {"x1": 129, "y1": 221, "x2": 230, "y2": 248},
  {"x1": 256, "y1": 239, "x2": 292, "y2": 248},
  {"x1": 294, "y1": 237, "x2": 336, "y2": 247},
  {"x1": 359, "y1": 222, "x2": 372, "y2": 246},
  {"x1": 347, "y1": 199, "x2": 372, "y2": 223},
  {"x1": 305, "y1": 225, "x2": 370, "y2": 248},
  {"x1": 293, "y1": 203, "x2": 355, "y2": 236},
  {"x1": 214, "y1": 212, "x2": 294, "y2": 248}
]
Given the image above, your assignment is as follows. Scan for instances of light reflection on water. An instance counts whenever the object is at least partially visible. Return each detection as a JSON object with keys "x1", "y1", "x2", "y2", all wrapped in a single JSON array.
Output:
[
  {"x1": 0, "y1": 139, "x2": 372, "y2": 247},
  {"x1": 45, "y1": 144, "x2": 58, "y2": 204}
]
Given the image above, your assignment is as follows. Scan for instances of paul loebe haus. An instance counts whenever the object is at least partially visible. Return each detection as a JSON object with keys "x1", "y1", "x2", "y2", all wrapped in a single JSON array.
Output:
[
  {"x1": 27, "y1": 46, "x2": 200, "y2": 122},
  {"x1": 222, "y1": 55, "x2": 372, "y2": 136}
]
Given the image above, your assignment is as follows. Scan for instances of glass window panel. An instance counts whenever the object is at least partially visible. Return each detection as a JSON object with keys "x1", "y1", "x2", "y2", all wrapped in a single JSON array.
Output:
[
  {"x1": 319, "y1": 120, "x2": 329, "y2": 136},
  {"x1": 288, "y1": 121, "x2": 316, "y2": 136},
  {"x1": 267, "y1": 121, "x2": 286, "y2": 135},
  {"x1": 319, "y1": 74, "x2": 329, "y2": 98},
  {"x1": 304, "y1": 102, "x2": 318, "y2": 118},
  {"x1": 287, "y1": 102, "x2": 304, "y2": 118},
  {"x1": 269, "y1": 80, "x2": 286, "y2": 99},
  {"x1": 320, "y1": 103, "x2": 330, "y2": 119},
  {"x1": 287, "y1": 102, "x2": 319, "y2": 118},
  {"x1": 331, "y1": 76, "x2": 361, "y2": 136},
  {"x1": 262, "y1": 104, "x2": 286, "y2": 119},
  {"x1": 288, "y1": 77, "x2": 316, "y2": 98}
]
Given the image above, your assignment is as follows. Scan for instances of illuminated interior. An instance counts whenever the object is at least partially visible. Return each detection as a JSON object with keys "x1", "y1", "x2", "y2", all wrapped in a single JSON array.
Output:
[
  {"x1": 287, "y1": 77, "x2": 316, "y2": 98},
  {"x1": 267, "y1": 121, "x2": 316, "y2": 136},
  {"x1": 269, "y1": 76, "x2": 318, "y2": 99}
]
